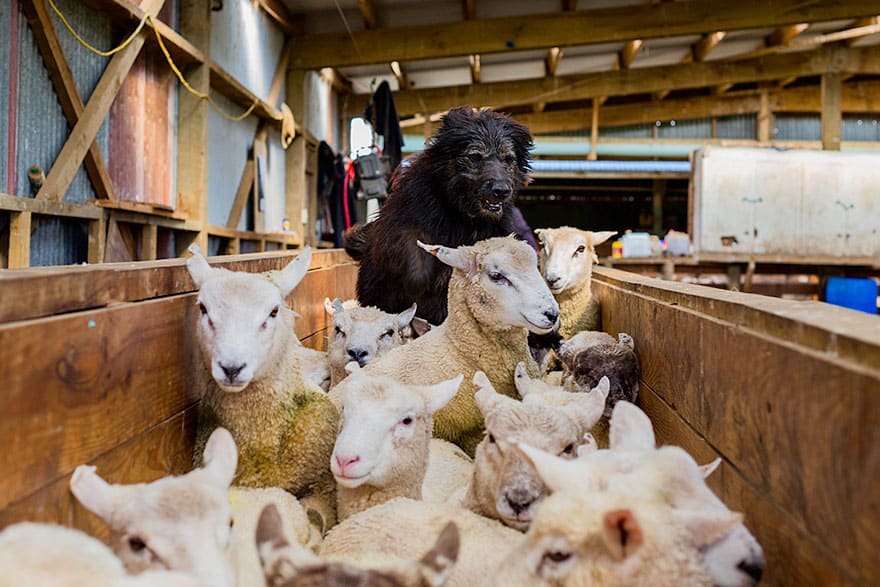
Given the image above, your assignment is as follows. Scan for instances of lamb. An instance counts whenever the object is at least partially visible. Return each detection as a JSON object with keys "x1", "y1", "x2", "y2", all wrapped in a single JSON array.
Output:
[
  {"x1": 68, "y1": 427, "x2": 239, "y2": 587},
  {"x1": 362, "y1": 236, "x2": 560, "y2": 455},
  {"x1": 0, "y1": 523, "x2": 205, "y2": 587},
  {"x1": 329, "y1": 368, "x2": 463, "y2": 520},
  {"x1": 324, "y1": 297, "x2": 418, "y2": 387},
  {"x1": 557, "y1": 331, "x2": 640, "y2": 418},
  {"x1": 186, "y1": 245, "x2": 339, "y2": 521},
  {"x1": 515, "y1": 401, "x2": 766, "y2": 587},
  {"x1": 534, "y1": 227, "x2": 616, "y2": 338},
  {"x1": 320, "y1": 497, "x2": 522, "y2": 587},
  {"x1": 256, "y1": 503, "x2": 460, "y2": 587},
  {"x1": 464, "y1": 370, "x2": 608, "y2": 529}
]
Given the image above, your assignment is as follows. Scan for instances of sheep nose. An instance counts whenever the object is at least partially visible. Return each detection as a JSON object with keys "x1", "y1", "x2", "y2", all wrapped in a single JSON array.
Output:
[
  {"x1": 335, "y1": 454, "x2": 360, "y2": 474},
  {"x1": 737, "y1": 560, "x2": 764, "y2": 583},
  {"x1": 219, "y1": 362, "x2": 246, "y2": 382},
  {"x1": 543, "y1": 309, "x2": 559, "y2": 324},
  {"x1": 505, "y1": 489, "x2": 536, "y2": 515},
  {"x1": 546, "y1": 276, "x2": 561, "y2": 286},
  {"x1": 347, "y1": 347, "x2": 369, "y2": 365}
]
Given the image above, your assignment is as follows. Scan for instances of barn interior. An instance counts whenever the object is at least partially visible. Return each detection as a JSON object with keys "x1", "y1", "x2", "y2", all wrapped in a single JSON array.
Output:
[{"x1": 1, "y1": 2, "x2": 879, "y2": 586}]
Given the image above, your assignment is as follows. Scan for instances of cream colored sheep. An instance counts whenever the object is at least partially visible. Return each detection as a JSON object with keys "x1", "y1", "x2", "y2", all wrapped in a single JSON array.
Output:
[
  {"x1": 421, "y1": 438, "x2": 474, "y2": 507},
  {"x1": 257, "y1": 503, "x2": 460, "y2": 587},
  {"x1": 329, "y1": 367, "x2": 463, "y2": 521},
  {"x1": 320, "y1": 497, "x2": 522, "y2": 587},
  {"x1": 68, "y1": 427, "x2": 238, "y2": 587},
  {"x1": 534, "y1": 227, "x2": 616, "y2": 338},
  {"x1": 325, "y1": 297, "x2": 418, "y2": 387},
  {"x1": 362, "y1": 236, "x2": 560, "y2": 455},
  {"x1": 516, "y1": 401, "x2": 766, "y2": 587},
  {"x1": 463, "y1": 370, "x2": 607, "y2": 530},
  {"x1": 0, "y1": 523, "x2": 205, "y2": 587},
  {"x1": 186, "y1": 246, "x2": 339, "y2": 523}
]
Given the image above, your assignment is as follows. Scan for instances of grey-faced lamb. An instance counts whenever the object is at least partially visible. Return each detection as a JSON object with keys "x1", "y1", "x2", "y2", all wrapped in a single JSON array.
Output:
[
  {"x1": 361, "y1": 236, "x2": 560, "y2": 455},
  {"x1": 186, "y1": 246, "x2": 339, "y2": 521},
  {"x1": 534, "y1": 227, "x2": 616, "y2": 338}
]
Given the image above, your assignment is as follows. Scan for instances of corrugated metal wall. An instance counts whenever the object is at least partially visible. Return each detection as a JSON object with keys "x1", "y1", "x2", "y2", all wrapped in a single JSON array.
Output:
[
  {"x1": 774, "y1": 114, "x2": 822, "y2": 141},
  {"x1": 658, "y1": 118, "x2": 711, "y2": 139},
  {"x1": 716, "y1": 114, "x2": 756, "y2": 139},
  {"x1": 603, "y1": 123, "x2": 653, "y2": 139},
  {"x1": 0, "y1": 2, "x2": 11, "y2": 193},
  {"x1": 843, "y1": 115, "x2": 880, "y2": 141}
]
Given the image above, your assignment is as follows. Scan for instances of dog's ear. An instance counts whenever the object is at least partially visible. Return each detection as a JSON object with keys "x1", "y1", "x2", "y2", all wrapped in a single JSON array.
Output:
[{"x1": 417, "y1": 241, "x2": 476, "y2": 275}]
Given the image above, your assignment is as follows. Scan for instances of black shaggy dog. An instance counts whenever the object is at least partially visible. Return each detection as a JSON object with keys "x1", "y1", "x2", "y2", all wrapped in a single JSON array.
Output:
[{"x1": 345, "y1": 106, "x2": 533, "y2": 325}]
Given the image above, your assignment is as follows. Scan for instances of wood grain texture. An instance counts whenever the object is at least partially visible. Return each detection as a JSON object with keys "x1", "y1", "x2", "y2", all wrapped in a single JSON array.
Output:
[{"x1": 592, "y1": 272, "x2": 880, "y2": 584}]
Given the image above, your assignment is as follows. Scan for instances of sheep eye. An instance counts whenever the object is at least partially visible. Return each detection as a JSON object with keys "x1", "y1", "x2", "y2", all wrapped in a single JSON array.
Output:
[
  {"x1": 229, "y1": 518, "x2": 235, "y2": 529},
  {"x1": 543, "y1": 551, "x2": 571, "y2": 564},
  {"x1": 401, "y1": 416, "x2": 413, "y2": 426},
  {"x1": 488, "y1": 433, "x2": 496, "y2": 444},
  {"x1": 335, "y1": 326, "x2": 345, "y2": 337},
  {"x1": 269, "y1": 306, "x2": 279, "y2": 319},
  {"x1": 382, "y1": 329, "x2": 394, "y2": 339},
  {"x1": 574, "y1": 245, "x2": 586, "y2": 256},
  {"x1": 488, "y1": 271, "x2": 508, "y2": 284},
  {"x1": 198, "y1": 302, "x2": 208, "y2": 315},
  {"x1": 128, "y1": 536, "x2": 147, "y2": 552},
  {"x1": 562, "y1": 443, "x2": 574, "y2": 455}
]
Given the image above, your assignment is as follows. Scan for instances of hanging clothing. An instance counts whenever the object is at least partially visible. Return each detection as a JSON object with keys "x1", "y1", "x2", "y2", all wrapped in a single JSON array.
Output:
[{"x1": 363, "y1": 80, "x2": 404, "y2": 174}]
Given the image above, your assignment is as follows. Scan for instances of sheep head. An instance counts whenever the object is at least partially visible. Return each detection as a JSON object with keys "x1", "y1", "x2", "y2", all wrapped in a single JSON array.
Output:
[
  {"x1": 514, "y1": 362, "x2": 609, "y2": 433},
  {"x1": 69, "y1": 428, "x2": 238, "y2": 587},
  {"x1": 186, "y1": 244, "x2": 312, "y2": 392},
  {"x1": 417, "y1": 236, "x2": 559, "y2": 334},
  {"x1": 534, "y1": 227, "x2": 615, "y2": 295},
  {"x1": 331, "y1": 371, "x2": 463, "y2": 491}
]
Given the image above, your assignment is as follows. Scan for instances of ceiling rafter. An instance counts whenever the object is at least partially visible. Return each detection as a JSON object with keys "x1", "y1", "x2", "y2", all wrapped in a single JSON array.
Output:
[
  {"x1": 463, "y1": 0, "x2": 476, "y2": 20},
  {"x1": 619, "y1": 40, "x2": 644, "y2": 69},
  {"x1": 356, "y1": 0, "x2": 377, "y2": 29}
]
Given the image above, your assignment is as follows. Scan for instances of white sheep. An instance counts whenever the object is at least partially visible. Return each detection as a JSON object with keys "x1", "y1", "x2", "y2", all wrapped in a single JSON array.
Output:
[
  {"x1": 361, "y1": 236, "x2": 560, "y2": 455},
  {"x1": 186, "y1": 246, "x2": 339, "y2": 523},
  {"x1": 0, "y1": 522, "x2": 206, "y2": 587},
  {"x1": 463, "y1": 370, "x2": 607, "y2": 530},
  {"x1": 325, "y1": 297, "x2": 418, "y2": 387},
  {"x1": 515, "y1": 401, "x2": 766, "y2": 587},
  {"x1": 329, "y1": 367, "x2": 463, "y2": 521},
  {"x1": 534, "y1": 227, "x2": 616, "y2": 338},
  {"x1": 256, "y1": 503, "x2": 460, "y2": 587},
  {"x1": 320, "y1": 497, "x2": 522, "y2": 587},
  {"x1": 421, "y1": 438, "x2": 474, "y2": 507},
  {"x1": 68, "y1": 427, "x2": 239, "y2": 587}
]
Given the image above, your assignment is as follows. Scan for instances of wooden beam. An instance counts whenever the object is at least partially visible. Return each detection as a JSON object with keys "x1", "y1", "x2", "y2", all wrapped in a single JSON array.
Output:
[
  {"x1": 766, "y1": 23, "x2": 809, "y2": 47},
  {"x1": 286, "y1": 70, "x2": 308, "y2": 244},
  {"x1": 462, "y1": 0, "x2": 475, "y2": 20},
  {"x1": 389, "y1": 46, "x2": 864, "y2": 116},
  {"x1": 546, "y1": 47, "x2": 563, "y2": 76},
  {"x1": 0, "y1": 193, "x2": 103, "y2": 220},
  {"x1": 141, "y1": 223, "x2": 158, "y2": 261},
  {"x1": 691, "y1": 31, "x2": 727, "y2": 62},
  {"x1": 821, "y1": 72, "x2": 843, "y2": 151},
  {"x1": 87, "y1": 216, "x2": 106, "y2": 264},
  {"x1": 469, "y1": 54, "x2": 481, "y2": 84},
  {"x1": 21, "y1": 0, "x2": 116, "y2": 201},
  {"x1": 289, "y1": 0, "x2": 880, "y2": 69},
  {"x1": 8, "y1": 212, "x2": 32, "y2": 269},
  {"x1": 390, "y1": 60, "x2": 407, "y2": 89},
  {"x1": 618, "y1": 39, "x2": 642, "y2": 69},
  {"x1": 176, "y1": 0, "x2": 211, "y2": 253},
  {"x1": 256, "y1": 0, "x2": 304, "y2": 35},
  {"x1": 847, "y1": 16, "x2": 880, "y2": 46},
  {"x1": 209, "y1": 61, "x2": 283, "y2": 128},
  {"x1": 757, "y1": 84, "x2": 772, "y2": 143},
  {"x1": 357, "y1": 0, "x2": 377, "y2": 29},
  {"x1": 35, "y1": 0, "x2": 167, "y2": 202},
  {"x1": 226, "y1": 159, "x2": 255, "y2": 229},
  {"x1": 587, "y1": 98, "x2": 599, "y2": 161}
]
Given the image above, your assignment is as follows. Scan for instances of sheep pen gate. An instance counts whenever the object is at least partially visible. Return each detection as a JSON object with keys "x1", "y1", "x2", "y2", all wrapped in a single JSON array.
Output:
[
  {"x1": 0, "y1": 251, "x2": 877, "y2": 586},
  {"x1": 0, "y1": 249, "x2": 355, "y2": 542}
]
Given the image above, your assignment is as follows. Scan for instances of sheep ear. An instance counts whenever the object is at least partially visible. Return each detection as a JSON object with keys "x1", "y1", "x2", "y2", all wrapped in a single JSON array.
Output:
[
  {"x1": 419, "y1": 374, "x2": 464, "y2": 415},
  {"x1": 256, "y1": 503, "x2": 288, "y2": 551},
  {"x1": 274, "y1": 246, "x2": 312, "y2": 296},
  {"x1": 256, "y1": 504, "x2": 320, "y2": 579},
  {"x1": 411, "y1": 317, "x2": 433, "y2": 337},
  {"x1": 513, "y1": 362, "x2": 533, "y2": 398},
  {"x1": 676, "y1": 509, "x2": 744, "y2": 549},
  {"x1": 344, "y1": 361, "x2": 361, "y2": 375},
  {"x1": 186, "y1": 243, "x2": 213, "y2": 287},
  {"x1": 589, "y1": 231, "x2": 617, "y2": 247},
  {"x1": 473, "y1": 372, "x2": 512, "y2": 416},
  {"x1": 201, "y1": 427, "x2": 238, "y2": 488},
  {"x1": 602, "y1": 509, "x2": 644, "y2": 561},
  {"x1": 560, "y1": 379, "x2": 609, "y2": 431},
  {"x1": 699, "y1": 457, "x2": 722, "y2": 479},
  {"x1": 417, "y1": 241, "x2": 475, "y2": 274},
  {"x1": 609, "y1": 401, "x2": 655, "y2": 451},
  {"x1": 418, "y1": 522, "x2": 460, "y2": 587},
  {"x1": 396, "y1": 304, "x2": 418, "y2": 331},
  {"x1": 515, "y1": 442, "x2": 585, "y2": 493},
  {"x1": 70, "y1": 465, "x2": 122, "y2": 521}
]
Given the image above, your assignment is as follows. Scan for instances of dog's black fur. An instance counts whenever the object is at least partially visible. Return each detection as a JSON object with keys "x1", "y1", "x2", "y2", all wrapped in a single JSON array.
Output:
[{"x1": 345, "y1": 107, "x2": 533, "y2": 325}]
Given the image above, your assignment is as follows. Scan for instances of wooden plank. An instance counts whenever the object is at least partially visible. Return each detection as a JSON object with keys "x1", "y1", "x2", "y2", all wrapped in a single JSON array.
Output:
[
  {"x1": 822, "y1": 72, "x2": 843, "y2": 151},
  {"x1": 141, "y1": 223, "x2": 158, "y2": 261},
  {"x1": 208, "y1": 61, "x2": 283, "y2": 127},
  {"x1": 592, "y1": 273, "x2": 880, "y2": 584},
  {"x1": 0, "y1": 294, "x2": 200, "y2": 510},
  {"x1": 226, "y1": 160, "x2": 255, "y2": 230},
  {"x1": 638, "y1": 386, "x2": 858, "y2": 586},
  {"x1": 255, "y1": 0, "x2": 303, "y2": 36},
  {"x1": 618, "y1": 40, "x2": 642, "y2": 69},
  {"x1": 587, "y1": 98, "x2": 599, "y2": 161},
  {"x1": 288, "y1": 262, "x2": 358, "y2": 341},
  {"x1": 35, "y1": 0, "x2": 167, "y2": 202},
  {"x1": 285, "y1": 70, "x2": 307, "y2": 243},
  {"x1": 289, "y1": 0, "x2": 880, "y2": 69},
  {"x1": 8, "y1": 211, "x2": 32, "y2": 269},
  {"x1": 387, "y1": 46, "x2": 870, "y2": 116},
  {"x1": 0, "y1": 249, "x2": 353, "y2": 324},
  {"x1": 757, "y1": 85, "x2": 771, "y2": 143},
  {"x1": 87, "y1": 216, "x2": 106, "y2": 264},
  {"x1": 357, "y1": 0, "x2": 377, "y2": 29},
  {"x1": 0, "y1": 193, "x2": 103, "y2": 220},
  {"x1": 0, "y1": 406, "x2": 198, "y2": 539},
  {"x1": 21, "y1": 0, "x2": 117, "y2": 201},
  {"x1": 91, "y1": 198, "x2": 183, "y2": 219}
]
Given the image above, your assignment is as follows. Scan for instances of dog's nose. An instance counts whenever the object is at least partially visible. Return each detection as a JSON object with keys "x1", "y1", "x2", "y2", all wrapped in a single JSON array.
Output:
[
  {"x1": 491, "y1": 182, "x2": 512, "y2": 200},
  {"x1": 220, "y1": 362, "x2": 246, "y2": 382}
]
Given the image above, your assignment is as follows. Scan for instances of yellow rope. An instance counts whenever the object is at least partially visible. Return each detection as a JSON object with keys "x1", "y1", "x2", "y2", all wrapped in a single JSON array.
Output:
[{"x1": 48, "y1": 0, "x2": 147, "y2": 57}]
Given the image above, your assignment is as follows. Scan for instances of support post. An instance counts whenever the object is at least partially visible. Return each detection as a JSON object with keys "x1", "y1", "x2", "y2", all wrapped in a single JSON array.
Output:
[
  {"x1": 87, "y1": 215, "x2": 106, "y2": 264},
  {"x1": 286, "y1": 69, "x2": 308, "y2": 244},
  {"x1": 588, "y1": 97, "x2": 600, "y2": 161},
  {"x1": 821, "y1": 72, "x2": 842, "y2": 151},
  {"x1": 652, "y1": 179, "x2": 667, "y2": 235},
  {"x1": 757, "y1": 83, "x2": 772, "y2": 144},
  {"x1": 8, "y1": 211, "x2": 32, "y2": 268}
]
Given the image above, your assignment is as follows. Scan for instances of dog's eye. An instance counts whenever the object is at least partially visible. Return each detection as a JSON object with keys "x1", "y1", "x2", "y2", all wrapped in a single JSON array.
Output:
[
  {"x1": 467, "y1": 153, "x2": 482, "y2": 165},
  {"x1": 573, "y1": 245, "x2": 586, "y2": 256},
  {"x1": 504, "y1": 155, "x2": 516, "y2": 166},
  {"x1": 488, "y1": 271, "x2": 509, "y2": 285}
]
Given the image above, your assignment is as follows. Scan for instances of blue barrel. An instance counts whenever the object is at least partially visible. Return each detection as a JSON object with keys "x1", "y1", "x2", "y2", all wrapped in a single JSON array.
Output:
[{"x1": 825, "y1": 277, "x2": 879, "y2": 314}]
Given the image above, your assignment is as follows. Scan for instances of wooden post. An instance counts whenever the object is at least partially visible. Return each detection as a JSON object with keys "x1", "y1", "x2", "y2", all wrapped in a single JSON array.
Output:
[
  {"x1": 588, "y1": 97, "x2": 600, "y2": 161},
  {"x1": 652, "y1": 179, "x2": 667, "y2": 235},
  {"x1": 757, "y1": 84, "x2": 771, "y2": 144},
  {"x1": 176, "y1": 0, "x2": 211, "y2": 252},
  {"x1": 141, "y1": 223, "x2": 158, "y2": 261},
  {"x1": 8, "y1": 211, "x2": 32, "y2": 268},
  {"x1": 821, "y1": 72, "x2": 842, "y2": 151},
  {"x1": 286, "y1": 69, "x2": 308, "y2": 244},
  {"x1": 87, "y1": 215, "x2": 106, "y2": 264},
  {"x1": 726, "y1": 264, "x2": 741, "y2": 291}
]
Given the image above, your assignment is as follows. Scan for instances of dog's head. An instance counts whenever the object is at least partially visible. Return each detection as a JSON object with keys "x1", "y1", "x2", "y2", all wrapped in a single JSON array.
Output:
[{"x1": 429, "y1": 107, "x2": 533, "y2": 221}]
